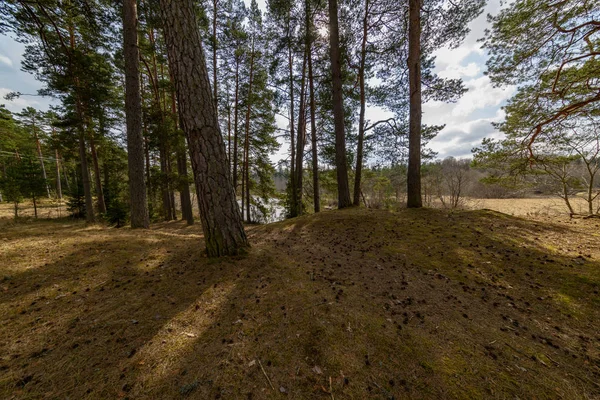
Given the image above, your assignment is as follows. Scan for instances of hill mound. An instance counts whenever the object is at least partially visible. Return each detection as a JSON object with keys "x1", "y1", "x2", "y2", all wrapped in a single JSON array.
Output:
[{"x1": 0, "y1": 208, "x2": 598, "y2": 399}]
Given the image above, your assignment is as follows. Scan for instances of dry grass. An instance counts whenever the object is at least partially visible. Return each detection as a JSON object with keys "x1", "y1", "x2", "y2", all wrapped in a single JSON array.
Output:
[
  {"x1": 465, "y1": 196, "x2": 595, "y2": 217},
  {"x1": 0, "y1": 202, "x2": 599, "y2": 399}
]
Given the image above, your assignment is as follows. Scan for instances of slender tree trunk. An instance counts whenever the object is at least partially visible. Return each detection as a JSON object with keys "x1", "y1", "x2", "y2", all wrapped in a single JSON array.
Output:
[
  {"x1": 68, "y1": 22, "x2": 94, "y2": 223},
  {"x1": 123, "y1": 0, "x2": 150, "y2": 228},
  {"x1": 32, "y1": 193, "x2": 37, "y2": 218},
  {"x1": 233, "y1": 59, "x2": 240, "y2": 193},
  {"x1": 243, "y1": 41, "x2": 255, "y2": 223},
  {"x1": 89, "y1": 133, "x2": 107, "y2": 214},
  {"x1": 328, "y1": 0, "x2": 351, "y2": 208},
  {"x1": 32, "y1": 121, "x2": 50, "y2": 198},
  {"x1": 354, "y1": 0, "x2": 369, "y2": 206},
  {"x1": 288, "y1": 22, "x2": 296, "y2": 212},
  {"x1": 227, "y1": 92, "x2": 232, "y2": 176},
  {"x1": 62, "y1": 160, "x2": 70, "y2": 192},
  {"x1": 307, "y1": 7, "x2": 319, "y2": 213},
  {"x1": 78, "y1": 132, "x2": 95, "y2": 222},
  {"x1": 159, "y1": 0, "x2": 249, "y2": 256},
  {"x1": 407, "y1": 0, "x2": 422, "y2": 208},
  {"x1": 55, "y1": 149, "x2": 62, "y2": 199},
  {"x1": 169, "y1": 81, "x2": 194, "y2": 225},
  {"x1": 294, "y1": 49, "x2": 308, "y2": 216},
  {"x1": 212, "y1": 0, "x2": 218, "y2": 108}
]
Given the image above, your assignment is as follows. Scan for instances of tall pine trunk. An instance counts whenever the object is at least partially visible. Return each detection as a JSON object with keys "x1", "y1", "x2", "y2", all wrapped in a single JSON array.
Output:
[
  {"x1": 159, "y1": 0, "x2": 248, "y2": 256},
  {"x1": 123, "y1": 0, "x2": 150, "y2": 228},
  {"x1": 287, "y1": 22, "x2": 296, "y2": 212},
  {"x1": 89, "y1": 133, "x2": 106, "y2": 214},
  {"x1": 328, "y1": 0, "x2": 351, "y2": 209},
  {"x1": 233, "y1": 59, "x2": 240, "y2": 193},
  {"x1": 32, "y1": 120, "x2": 50, "y2": 198},
  {"x1": 55, "y1": 149, "x2": 62, "y2": 199},
  {"x1": 212, "y1": 0, "x2": 218, "y2": 108},
  {"x1": 243, "y1": 42, "x2": 255, "y2": 223},
  {"x1": 354, "y1": 0, "x2": 369, "y2": 206},
  {"x1": 294, "y1": 50, "x2": 308, "y2": 216},
  {"x1": 407, "y1": 0, "x2": 422, "y2": 208},
  {"x1": 306, "y1": 2, "x2": 319, "y2": 213}
]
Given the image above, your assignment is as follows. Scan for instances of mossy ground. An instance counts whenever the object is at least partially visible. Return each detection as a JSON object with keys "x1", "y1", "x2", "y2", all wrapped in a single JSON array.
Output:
[{"x1": 0, "y1": 206, "x2": 599, "y2": 399}]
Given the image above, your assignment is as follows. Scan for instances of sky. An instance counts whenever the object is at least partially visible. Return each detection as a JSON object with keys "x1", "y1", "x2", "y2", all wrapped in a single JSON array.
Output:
[{"x1": 0, "y1": 0, "x2": 513, "y2": 160}]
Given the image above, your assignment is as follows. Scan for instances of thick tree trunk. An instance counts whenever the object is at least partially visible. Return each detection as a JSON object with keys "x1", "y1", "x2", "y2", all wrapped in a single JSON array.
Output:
[
  {"x1": 328, "y1": 0, "x2": 351, "y2": 209},
  {"x1": 89, "y1": 134, "x2": 106, "y2": 214},
  {"x1": 407, "y1": 0, "x2": 422, "y2": 208},
  {"x1": 354, "y1": 0, "x2": 369, "y2": 206},
  {"x1": 159, "y1": 0, "x2": 249, "y2": 256},
  {"x1": 307, "y1": 7, "x2": 319, "y2": 213},
  {"x1": 123, "y1": 0, "x2": 150, "y2": 228}
]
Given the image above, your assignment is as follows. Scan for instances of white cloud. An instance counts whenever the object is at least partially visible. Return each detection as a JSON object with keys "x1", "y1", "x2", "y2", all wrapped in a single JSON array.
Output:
[
  {"x1": 452, "y1": 76, "x2": 516, "y2": 117},
  {"x1": 0, "y1": 54, "x2": 13, "y2": 67}
]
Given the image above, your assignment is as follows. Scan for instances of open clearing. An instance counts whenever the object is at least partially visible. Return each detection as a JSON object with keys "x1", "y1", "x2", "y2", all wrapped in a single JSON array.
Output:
[{"x1": 0, "y1": 205, "x2": 599, "y2": 399}]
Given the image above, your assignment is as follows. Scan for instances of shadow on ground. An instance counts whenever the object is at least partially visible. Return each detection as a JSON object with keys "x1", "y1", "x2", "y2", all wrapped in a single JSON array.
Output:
[{"x1": 0, "y1": 208, "x2": 599, "y2": 399}]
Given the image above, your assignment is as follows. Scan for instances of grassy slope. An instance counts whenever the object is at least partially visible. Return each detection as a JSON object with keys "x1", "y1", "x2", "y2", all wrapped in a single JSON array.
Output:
[{"x1": 0, "y1": 208, "x2": 599, "y2": 399}]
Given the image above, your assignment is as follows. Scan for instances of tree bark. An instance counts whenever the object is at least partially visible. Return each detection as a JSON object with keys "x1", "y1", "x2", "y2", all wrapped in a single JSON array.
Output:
[
  {"x1": 159, "y1": 0, "x2": 249, "y2": 256},
  {"x1": 233, "y1": 58, "x2": 240, "y2": 193},
  {"x1": 354, "y1": 0, "x2": 369, "y2": 206},
  {"x1": 294, "y1": 49, "x2": 308, "y2": 216},
  {"x1": 328, "y1": 0, "x2": 351, "y2": 209},
  {"x1": 306, "y1": 3, "x2": 319, "y2": 213},
  {"x1": 243, "y1": 41, "x2": 255, "y2": 223},
  {"x1": 55, "y1": 148, "x2": 62, "y2": 199},
  {"x1": 123, "y1": 0, "x2": 150, "y2": 228},
  {"x1": 212, "y1": 0, "x2": 218, "y2": 109},
  {"x1": 78, "y1": 132, "x2": 95, "y2": 222},
  {"x1": 32, "y1": 119, "x2": 50, "y2": 198},
  {"x1": 407, "y1": 0, "x2": 422, "y2": 208},
  {"x1": 88, "y1": 133, "x2": 107, "y2": 214}
]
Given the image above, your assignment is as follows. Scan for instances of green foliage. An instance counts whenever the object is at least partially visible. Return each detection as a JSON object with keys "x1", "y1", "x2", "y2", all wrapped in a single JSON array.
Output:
[{"x1": 66, "y1": 173, "x2": 86, "y2": 219}]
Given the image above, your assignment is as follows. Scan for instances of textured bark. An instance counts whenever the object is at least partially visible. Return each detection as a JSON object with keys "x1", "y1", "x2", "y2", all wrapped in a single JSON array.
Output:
[
  {"x1": 407, "y1": 0, "x2": 422, "y2": 208},
  {"x1": 328, "y1": 0, "x2": 351, "y2": 209},
  {"x1": 306, "y1": 3, "x2": 319, "y2": 213},
  {"x1": 123, "y1": 6, "x2": 150, "y2": 228},
  {"x1": 160, "y1": 0, "x2": 249, "y2": 256},
  {"x1": 353, "y1": 0, "x2": 369, "y2": 206}
]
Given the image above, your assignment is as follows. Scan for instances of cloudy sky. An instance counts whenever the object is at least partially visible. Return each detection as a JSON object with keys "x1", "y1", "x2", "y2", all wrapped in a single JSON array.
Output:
[{"x1": 0, "y1": 0, "x2": 513, "y2": 160}]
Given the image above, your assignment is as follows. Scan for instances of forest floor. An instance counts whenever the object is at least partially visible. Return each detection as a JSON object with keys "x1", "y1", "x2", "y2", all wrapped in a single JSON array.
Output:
[{"x1": 0, "y1": 206, "x2": 599, "y2": 399}]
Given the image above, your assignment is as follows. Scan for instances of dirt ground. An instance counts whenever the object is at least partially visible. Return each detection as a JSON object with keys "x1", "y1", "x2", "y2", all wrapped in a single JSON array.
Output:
[{"x1": 0, "y1": 203, "x2": 599, "y2": 399}]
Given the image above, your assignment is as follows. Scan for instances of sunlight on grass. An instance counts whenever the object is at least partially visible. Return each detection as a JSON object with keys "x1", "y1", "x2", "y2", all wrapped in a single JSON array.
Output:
[{"x1": 130, "y1": 281, "x2": 235, "y2": 394}]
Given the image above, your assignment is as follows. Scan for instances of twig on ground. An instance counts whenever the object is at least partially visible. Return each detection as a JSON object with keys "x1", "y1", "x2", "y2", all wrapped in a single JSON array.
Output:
[{"x1": 258, "y1": 359, "x2": 275, "y2": 391}]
